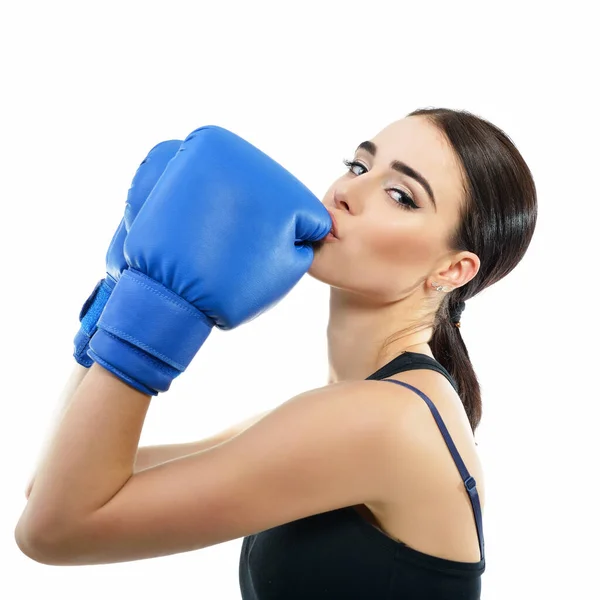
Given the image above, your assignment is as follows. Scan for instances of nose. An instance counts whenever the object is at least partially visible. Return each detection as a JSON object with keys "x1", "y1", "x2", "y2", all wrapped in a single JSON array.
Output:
[
  {"x1": 333, "y1": 172, "x2": 371, "y2": 214},
  {"x1": 333, "y1": 187, "x2": 354, "y2": 214}
]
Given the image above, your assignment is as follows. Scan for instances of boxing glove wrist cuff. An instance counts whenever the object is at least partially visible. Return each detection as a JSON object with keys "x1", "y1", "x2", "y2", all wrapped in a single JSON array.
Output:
[
  {"x1": 88, "y1": 269, "x2": 214, "y2": 394},
  {"x1": 87, "y1": 330, "x2": 178, "y2": 395},
  {"x1": 73, "y1": 277, "x2": 116, "y2": 367}
]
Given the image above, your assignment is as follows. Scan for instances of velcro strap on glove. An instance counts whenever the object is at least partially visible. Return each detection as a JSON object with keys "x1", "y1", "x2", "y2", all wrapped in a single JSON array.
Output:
[{"x1": 88, "y1": 269, "x2": 213, "y2": 394}]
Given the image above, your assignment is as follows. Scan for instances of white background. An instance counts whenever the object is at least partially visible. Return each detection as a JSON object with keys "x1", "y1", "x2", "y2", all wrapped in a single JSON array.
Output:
[{"x1": 2, "y1": 1, "x2": 598, "y2": 598}]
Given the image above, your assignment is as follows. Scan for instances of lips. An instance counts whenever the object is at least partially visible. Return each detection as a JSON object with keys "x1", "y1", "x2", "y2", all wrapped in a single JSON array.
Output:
[{"x1": 326, "y1": 209, "x2": 339, "y2": 239}]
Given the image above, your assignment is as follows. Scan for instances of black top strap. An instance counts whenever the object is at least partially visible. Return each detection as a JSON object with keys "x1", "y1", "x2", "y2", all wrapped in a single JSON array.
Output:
[{"x1": 381, "y1": 377, "x2": 485, "y2": 562}]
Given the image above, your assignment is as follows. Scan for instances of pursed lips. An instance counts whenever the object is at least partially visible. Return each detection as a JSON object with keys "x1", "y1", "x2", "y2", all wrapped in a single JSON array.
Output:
[{"x1": 326, "y1": 209, "x2": 339, "y2": 239}]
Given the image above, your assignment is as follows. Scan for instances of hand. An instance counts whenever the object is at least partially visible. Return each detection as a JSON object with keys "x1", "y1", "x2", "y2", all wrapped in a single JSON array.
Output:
[
  {"x1": 73, "y1": 140, "x2": 182, "y2": 366},
  {"x1": 88, "y1": 125, "x2": 332, "y2": 394}
]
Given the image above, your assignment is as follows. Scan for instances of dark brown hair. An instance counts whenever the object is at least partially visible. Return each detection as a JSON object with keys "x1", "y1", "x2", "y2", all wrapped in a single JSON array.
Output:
[{"x1": 406, "y1": 107, "x2": 538, "y2": 433}]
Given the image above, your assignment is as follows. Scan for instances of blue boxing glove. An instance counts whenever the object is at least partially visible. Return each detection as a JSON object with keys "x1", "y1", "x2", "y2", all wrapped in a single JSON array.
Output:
[
  {"x1": 87, "y1": 126, "x2": 332, "y2": 395},
  {"x1": 73, "y1": 140, "x2": 182, "y2": 366}
]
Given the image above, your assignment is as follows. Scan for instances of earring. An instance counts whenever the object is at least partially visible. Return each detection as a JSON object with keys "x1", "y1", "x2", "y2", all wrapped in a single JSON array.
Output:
[{"x1": 431, "y1": 282, "x2": 452, "y2": 293}]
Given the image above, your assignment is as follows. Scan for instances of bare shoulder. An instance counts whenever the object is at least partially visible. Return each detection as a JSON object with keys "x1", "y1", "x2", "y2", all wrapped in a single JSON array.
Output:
[
  {"x1": 368, "y1": 368, "x2": 485, "y2": 506},
  {"x1": 371, "y1": 367, "x2": 475, "y2": 438},
  {"x1": 359, "y1": 370, "x2": 485, "y2": 563}
]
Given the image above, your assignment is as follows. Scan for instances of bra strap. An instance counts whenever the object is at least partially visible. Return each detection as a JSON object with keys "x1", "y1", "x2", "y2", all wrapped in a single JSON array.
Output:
[{"x1": 382, "y1": 378, "x2": 485, "y2": 562}]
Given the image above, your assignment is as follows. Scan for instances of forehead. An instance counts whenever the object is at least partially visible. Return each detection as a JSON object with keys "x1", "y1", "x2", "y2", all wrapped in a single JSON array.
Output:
[{"x1": 369, "y1": 117, "x2": 465, "y2": 209}]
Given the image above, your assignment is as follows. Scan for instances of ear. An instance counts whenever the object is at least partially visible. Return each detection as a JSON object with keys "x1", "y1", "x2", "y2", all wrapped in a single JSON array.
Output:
[{"x1": 435, "y1": 251, "x2": 480, "y2": 290}]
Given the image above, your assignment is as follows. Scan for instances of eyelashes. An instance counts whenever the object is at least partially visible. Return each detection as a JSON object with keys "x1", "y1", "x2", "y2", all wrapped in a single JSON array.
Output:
[
  {"x1": 342, "y1": 159, "x2": 419, "y2": 211},
  {"x1": 343, "y1": 158, "x2": 367, "y2": 177}
]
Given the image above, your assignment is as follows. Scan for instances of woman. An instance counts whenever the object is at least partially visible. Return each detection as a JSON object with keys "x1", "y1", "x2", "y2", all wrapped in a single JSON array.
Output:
[{"x1": 16, "y1": 108, "x2": 537, "y2": 599}]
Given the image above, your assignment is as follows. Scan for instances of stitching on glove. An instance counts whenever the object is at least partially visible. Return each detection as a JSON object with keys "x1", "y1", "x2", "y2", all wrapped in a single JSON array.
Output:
[
  {"x1": 100, "y1": 329, "x2": 180, "y2": 377},
  {"x1": 99, "y1": 325, "x2": 188, "y2": 372},
  {"x1": 127, "y1": 270, "x2": 213, "y2": 326}
]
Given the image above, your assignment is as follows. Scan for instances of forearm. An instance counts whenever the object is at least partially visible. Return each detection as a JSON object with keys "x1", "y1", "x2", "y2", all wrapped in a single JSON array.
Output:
[
  {"x1": 26, "y1": 370, "x2": 235, "y2": 488},
  {"x1": 18, "y1": 364, "x2": 150, "y2": 539},
  {"x1": 25, "y1": 364, "x2": 271, "y2": 493},
  {"x1": 133, "y1": 409, "x2": 272, "y2": 472},
  {"x1": 133, "y1": 436, "x2": 232, "y2": 473},
  {"x1": 25, "y1": 363, "x2": 90, "y2": 498}
]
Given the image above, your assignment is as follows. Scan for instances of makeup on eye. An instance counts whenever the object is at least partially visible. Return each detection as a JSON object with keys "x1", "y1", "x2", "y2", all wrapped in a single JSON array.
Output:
[
  {"x1": 342, "y1": 159, "x2": 420, "y2": 211},
  {"x1": 354, "y1": 140, "x2": 437, "y2": 211}
]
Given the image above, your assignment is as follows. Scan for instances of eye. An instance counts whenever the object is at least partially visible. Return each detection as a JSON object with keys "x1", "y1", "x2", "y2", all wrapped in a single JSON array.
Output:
[
  {"x1": 342, "y1": 159, "x2": 419, "y2": 211},
  {"x1": 388, "y1": 188, "x2": 419, "y2": 211},
  {"x1": 343, "y1": 158, "x2": 367, "y2": 176}
]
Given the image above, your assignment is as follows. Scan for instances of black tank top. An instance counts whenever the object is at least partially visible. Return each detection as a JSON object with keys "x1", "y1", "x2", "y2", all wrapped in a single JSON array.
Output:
[{"x1": 239, "y1": 351, "x2": 486, "y2": 599}]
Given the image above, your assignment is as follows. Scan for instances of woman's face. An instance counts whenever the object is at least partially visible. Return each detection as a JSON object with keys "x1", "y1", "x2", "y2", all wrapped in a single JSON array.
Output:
[{"x1": 309, "y1": 116, "x2": 467, "y2": 303}]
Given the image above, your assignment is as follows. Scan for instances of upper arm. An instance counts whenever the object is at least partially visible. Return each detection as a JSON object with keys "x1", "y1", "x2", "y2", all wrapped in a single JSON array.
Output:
[
  {"x1": 227, "y1": 407, "x2": 273, "y2": 437},
  {"x1": 46, "y1": 380, "x2": 407, "y2": 564}
]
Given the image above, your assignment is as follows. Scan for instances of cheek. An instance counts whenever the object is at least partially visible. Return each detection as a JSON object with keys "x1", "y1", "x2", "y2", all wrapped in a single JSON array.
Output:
[
  {"x1": 349, "y1": 219, "x2": 442, "y2": 299},
  {"x1": 309, "y1": 212, "x2": 443, "y2": 301},
  {"x1": 363, "y1": 220, "x2": 437, "y2": 270}
]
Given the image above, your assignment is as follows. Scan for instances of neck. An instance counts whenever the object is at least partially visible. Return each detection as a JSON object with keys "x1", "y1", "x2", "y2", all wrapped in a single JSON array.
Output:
[{"x1": 326, "y1": 288, "x2": 434, "y2": 384}]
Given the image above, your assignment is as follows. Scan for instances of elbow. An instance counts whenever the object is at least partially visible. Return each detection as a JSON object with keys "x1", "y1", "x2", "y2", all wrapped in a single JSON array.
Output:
[
  {"x1": 15, "y1": 514, "x2": 78, "y2": 566},
  {"x1": 15, "y1": 519, "x2": 55, "y2": 565}
]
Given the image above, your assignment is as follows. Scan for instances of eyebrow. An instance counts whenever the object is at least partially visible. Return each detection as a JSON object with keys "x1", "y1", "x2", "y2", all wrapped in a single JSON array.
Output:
[{"x1": 355, "y1": 141, "x2": 437, "y2": 211}]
